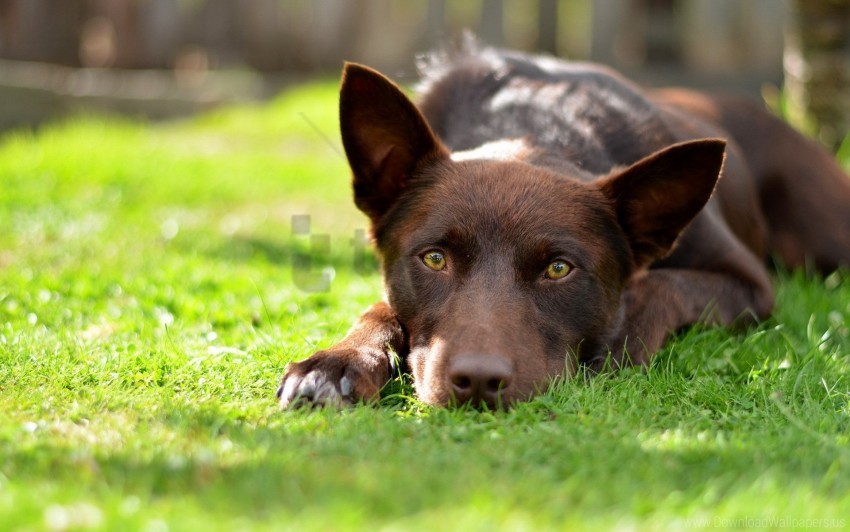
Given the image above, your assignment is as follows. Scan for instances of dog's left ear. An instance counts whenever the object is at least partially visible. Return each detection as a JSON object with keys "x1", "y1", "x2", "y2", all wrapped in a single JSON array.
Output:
[
  {"x1": 340, "y1": 63, "x2": 449, "y2": 223},
  {"x1": 598, "y1": 139, "x2": 726, "y2": 268}
]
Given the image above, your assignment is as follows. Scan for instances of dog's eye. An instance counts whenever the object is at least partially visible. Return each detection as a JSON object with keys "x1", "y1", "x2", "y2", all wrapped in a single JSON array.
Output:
[
  {"x1": 422, "y1": 251, "x2": 447, "y2": 271},
  {"x1": 544, "y1": 260, "x2": 572, "y2": 280}
]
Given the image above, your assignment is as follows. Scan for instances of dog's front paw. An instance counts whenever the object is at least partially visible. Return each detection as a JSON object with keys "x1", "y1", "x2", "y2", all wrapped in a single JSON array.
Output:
[{"x1": 277, "y1": 349, "x2": 387, "y2": 409}]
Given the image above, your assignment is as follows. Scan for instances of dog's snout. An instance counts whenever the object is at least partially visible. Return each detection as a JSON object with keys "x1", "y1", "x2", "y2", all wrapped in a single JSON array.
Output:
[{"x1": 448, "y1": 353, "x2": 513, "y2": 407}]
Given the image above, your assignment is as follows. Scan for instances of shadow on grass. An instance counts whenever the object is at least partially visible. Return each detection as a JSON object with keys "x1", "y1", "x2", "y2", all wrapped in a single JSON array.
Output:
[
  {"x1": 5, "y1": 386, "x2": 849, "y2": 526},
  {"x1": 179, "y1": 233, "x2": 379, "y2": 274},
  {"x1": 209, "y1": 235, "x2": 295, "y2": 264}
]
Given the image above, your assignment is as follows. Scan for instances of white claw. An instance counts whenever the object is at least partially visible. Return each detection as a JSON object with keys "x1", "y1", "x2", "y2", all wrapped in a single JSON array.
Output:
[{"x1": 339, "y1": 375, "x2": 353, "y2": 397}]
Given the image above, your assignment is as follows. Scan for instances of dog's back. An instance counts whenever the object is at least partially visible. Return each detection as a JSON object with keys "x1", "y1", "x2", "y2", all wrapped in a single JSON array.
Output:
[{"x1": 417, "y1": 47, "x2": 676, "y2": 175}]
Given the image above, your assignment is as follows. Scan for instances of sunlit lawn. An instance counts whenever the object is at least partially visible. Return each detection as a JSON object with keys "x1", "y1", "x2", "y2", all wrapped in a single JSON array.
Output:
[{"x1": 1, "y1": 82, "x2": 849, "y2": 530}]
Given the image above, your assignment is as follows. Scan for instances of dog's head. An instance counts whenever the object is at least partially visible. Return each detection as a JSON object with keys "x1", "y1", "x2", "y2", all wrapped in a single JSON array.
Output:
[{"x1": 339, "y1": 63, "x2": 724, "y2": 407}]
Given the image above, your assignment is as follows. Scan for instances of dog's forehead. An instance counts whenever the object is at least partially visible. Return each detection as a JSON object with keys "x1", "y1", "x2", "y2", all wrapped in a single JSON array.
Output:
[
  {"x1": 432, "y1": 159, "x2": 601, "y2": 226},
  {"x1": 396, "y1": 159, "x2": 617, "y2": 256}
]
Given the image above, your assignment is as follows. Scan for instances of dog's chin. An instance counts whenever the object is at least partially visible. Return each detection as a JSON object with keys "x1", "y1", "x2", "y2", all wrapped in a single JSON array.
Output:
[{"x1": 414, "y1": 384, "x2": 525, "y2": 410}]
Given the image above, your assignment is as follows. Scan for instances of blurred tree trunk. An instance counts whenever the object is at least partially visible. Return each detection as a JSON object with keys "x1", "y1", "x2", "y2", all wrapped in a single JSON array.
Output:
[
  {"x1": 0, "y1": 0, "x2": 84, "y2": 65},
  {"x1": 480, "y1": 0, "x2": 504, "y2": 46},
  {"x1": 537, "y1": 0, "x2": 558, "y2": 54},
  {"x1": 427, "y1": 0, "x2": 445, "y2": 48},
  {"x1": 784, "y1": 0, "x2": 850, "y2": 151}
]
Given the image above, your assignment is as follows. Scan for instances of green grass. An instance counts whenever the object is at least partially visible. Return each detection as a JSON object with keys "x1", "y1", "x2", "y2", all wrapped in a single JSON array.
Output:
[{"x1": 1, "y1": 81, "x2": 849, "y2": 531}]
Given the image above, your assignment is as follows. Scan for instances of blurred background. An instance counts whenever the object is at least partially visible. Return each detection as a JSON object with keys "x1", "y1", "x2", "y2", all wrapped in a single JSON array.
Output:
[{"x1": 0, "y1": 0, "x2": 848, "y2": 149}]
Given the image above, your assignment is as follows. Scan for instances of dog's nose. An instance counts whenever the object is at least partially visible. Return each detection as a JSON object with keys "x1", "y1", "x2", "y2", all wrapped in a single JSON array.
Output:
[{"x1": 448, "y1": 353, "x2": 513, "y2": 408}]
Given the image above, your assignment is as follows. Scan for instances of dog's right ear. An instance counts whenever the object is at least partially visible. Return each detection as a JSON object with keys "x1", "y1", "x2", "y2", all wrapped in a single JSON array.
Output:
[{"x1": 340, "y1": 63, "x2": 449, "y2": 222}]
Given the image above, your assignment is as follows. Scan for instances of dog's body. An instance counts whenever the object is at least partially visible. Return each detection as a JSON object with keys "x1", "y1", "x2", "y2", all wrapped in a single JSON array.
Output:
[{"x1": 279, "y1": 45, "x2": 850, "y2": 408}]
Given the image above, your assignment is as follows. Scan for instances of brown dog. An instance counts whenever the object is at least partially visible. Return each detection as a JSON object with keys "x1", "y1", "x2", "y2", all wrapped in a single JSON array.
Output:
[{"x1": 278, "y1": 44, "x2": 850, "y2": 409}]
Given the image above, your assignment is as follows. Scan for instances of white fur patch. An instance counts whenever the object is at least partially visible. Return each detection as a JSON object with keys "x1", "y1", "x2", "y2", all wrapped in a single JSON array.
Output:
[{"x1": 450, "y1": 138, "x2": 531, "y2": 162}]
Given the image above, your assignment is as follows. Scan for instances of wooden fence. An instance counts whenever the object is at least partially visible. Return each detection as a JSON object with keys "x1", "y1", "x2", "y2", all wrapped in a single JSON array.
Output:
[
  {"x1": 0, "y1": 0, "x2": 784, "y2": 79},
  {"x1": 0, "y1": 0, "x2": 787, "y2": 130}
]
